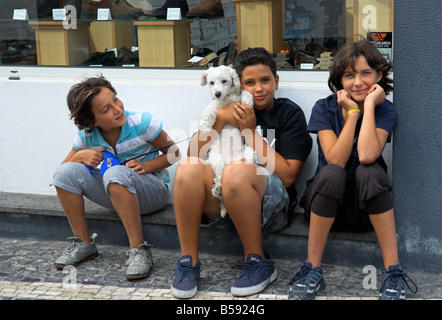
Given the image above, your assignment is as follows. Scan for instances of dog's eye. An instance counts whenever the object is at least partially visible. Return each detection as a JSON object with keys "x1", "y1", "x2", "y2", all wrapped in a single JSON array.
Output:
[
  {"x1": 210, "y1": 81, "x2": 214, "y2": 85},
  {"x1": 222, "y1": 80, "x2": 227, "y2": 84}
]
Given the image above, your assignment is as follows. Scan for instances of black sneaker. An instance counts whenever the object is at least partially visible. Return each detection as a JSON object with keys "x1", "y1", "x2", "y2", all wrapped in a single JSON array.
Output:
[
  {"x1": 379, "y1": 264, "x2": 418, "y2": 300},
  {"x1": 171, "y1": 255, "x2": 201, "y2": 299},
  {"x1": 288, "y1": 261, "x2": 325, "y2": 300},
  {"x1": 230, "y1": 254, "x2": 277, "y2": 297}
]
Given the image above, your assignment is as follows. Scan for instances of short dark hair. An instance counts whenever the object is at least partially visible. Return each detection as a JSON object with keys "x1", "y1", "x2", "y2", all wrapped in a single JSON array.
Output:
[
  {"x1": 66, "y1": 75, "x2": 116, "y2": 132},
  {"x1": 233, "y1": 47, "x2": 277, "y2": 78},
  {"x1": 328, "y1": 37, "x2": 393, "y2": 95}
]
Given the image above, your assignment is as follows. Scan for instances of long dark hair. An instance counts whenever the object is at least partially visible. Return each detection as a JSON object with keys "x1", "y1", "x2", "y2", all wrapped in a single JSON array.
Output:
[{"x1": 328, "y1": 36, "x2": 393, "y2": 95}]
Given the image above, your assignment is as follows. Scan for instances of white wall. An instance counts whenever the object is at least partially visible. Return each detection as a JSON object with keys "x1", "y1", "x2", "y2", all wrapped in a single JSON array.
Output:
[{"x1": 0, "y1": 66, "x2": 392, "y2": 209}]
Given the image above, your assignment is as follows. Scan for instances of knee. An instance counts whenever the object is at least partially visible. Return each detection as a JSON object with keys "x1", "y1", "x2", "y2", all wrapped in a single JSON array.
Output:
[
  {"x1": 173, "y1": 157, "x2": 210, "y2": 190},
  {"x1": 53, "y1": 162, "x2": 84, "y2": 183},
  {"x1": 320, "y1": 163, "x2": 347, "y2": 187},
  {"x1": 355, "y1": 162, "x2": 386, "y2": 185},
  {"x1": 221, "y1": 163, "x2": 254, "y2": 193}
]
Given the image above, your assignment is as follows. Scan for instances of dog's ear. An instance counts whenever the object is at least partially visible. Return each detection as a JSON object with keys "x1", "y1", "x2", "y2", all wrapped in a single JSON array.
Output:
[
  {"x1": 201, "y1": 68, "x2": 209, "y2": 86},
  {"x1": 230, "y1": 67, "x2": 241, "y2": 94}
]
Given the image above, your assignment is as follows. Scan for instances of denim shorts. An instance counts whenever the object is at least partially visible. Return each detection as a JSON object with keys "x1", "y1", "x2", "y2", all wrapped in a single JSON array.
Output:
[
  {"x1": 51, "y1": 162, "x2": 169, "y2": 215},
  {"x1": 201, "y1": 167, "x2": 289, "y2": 234}
]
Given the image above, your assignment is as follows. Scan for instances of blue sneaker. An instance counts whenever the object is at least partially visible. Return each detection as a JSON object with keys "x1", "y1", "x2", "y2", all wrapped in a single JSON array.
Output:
[
  {"x1": 171, "y1": 255, "x2": 201, "y2": 299},
  {"x1": 230, "y1": 254, "x2": 277, "y2": 296},
  {"x1": 379, "y1": 264, "x2": 418, "y2": 300},
  {"x1": 288, "y1": 261, "x2": 325, "y2": 300}
]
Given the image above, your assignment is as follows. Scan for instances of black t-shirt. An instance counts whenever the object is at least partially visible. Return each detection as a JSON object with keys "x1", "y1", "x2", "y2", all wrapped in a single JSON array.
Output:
[{"x1": 255, "y1": 98, "x2": 312, "y2": 210}]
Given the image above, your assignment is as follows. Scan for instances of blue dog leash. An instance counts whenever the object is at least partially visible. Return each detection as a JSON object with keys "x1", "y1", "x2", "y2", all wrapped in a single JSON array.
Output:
[{"x1": 87, "y1": 137, "x2": 190, "y2": 175}]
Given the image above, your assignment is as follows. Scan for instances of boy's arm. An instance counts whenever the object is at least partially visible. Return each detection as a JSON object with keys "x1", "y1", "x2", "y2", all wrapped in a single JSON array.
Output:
[
  {"x1": 233, "y1": 103, "x2": 304, "y2": 188},
  {"x1": 187, "y1": 102, "x2": 239, "y2": 158},
  {"x1": 125, "y1": 129, "x2": 181, "y2": 174},
  {"x1": 62, "y1": 147, "x2": 105, "y2": 167}
]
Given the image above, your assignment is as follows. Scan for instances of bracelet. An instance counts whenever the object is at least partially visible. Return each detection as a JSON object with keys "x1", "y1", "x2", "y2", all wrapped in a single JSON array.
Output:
[{"x1": 348, "y1": 109, "x2": 361, "y2": 114}]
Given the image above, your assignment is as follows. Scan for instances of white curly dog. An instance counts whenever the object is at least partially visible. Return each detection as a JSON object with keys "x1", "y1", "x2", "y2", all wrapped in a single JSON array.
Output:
[{"x1": 199, "y1": 65, "x2": 256, "y2": 218}]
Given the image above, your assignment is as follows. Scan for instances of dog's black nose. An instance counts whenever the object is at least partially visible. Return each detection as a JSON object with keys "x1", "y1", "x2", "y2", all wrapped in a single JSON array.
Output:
[{"x1": 215, "y1": 92, "x2": 221, "y2": 98}]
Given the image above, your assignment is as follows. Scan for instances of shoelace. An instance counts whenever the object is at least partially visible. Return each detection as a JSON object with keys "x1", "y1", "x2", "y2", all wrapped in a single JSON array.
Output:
[
  {"x1": 239, "y1": 261, "x2": 259, "y2": 279},
  {"x1": 126, "y1": 248, "x2": 150, "y2": 265},
  {"x1": 177, "y1": 264, "x2": 198, "y2": 281},
  {"x1": 287, "y1": 264, "x2": 311, "y2": 286},
  {"x1": 380, "y1": 269, "x2": 418, "y2": 294},
  {"x1": 63, "y1": 241, "x2": 81, "y2": 257}
]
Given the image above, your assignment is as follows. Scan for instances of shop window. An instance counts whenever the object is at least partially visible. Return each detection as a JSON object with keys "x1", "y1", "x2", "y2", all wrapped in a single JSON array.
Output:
[{"x1": 0, "y1": 0, "x2": 393, "y2": 69}]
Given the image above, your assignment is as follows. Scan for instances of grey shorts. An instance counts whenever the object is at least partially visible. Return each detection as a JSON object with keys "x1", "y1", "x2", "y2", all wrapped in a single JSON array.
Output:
[
  {"x1": 52, "y1": 162, "x2": 169, "y2": 214},
  {"x1": 201, "y1": 167, "x2": 289, "y2": 234}
]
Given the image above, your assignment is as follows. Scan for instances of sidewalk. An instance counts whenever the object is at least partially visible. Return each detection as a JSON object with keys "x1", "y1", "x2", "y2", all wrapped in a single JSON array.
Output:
[{"x1": 0, "y1": 237, "x2": 440, "y2": 301}]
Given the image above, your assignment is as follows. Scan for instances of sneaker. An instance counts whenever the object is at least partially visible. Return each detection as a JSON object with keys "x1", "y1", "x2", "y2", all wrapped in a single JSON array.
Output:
[
  {"x1": 54, "y1": 233, "x2": 98, "y2": 269},
  {"x1": 230, "y1": 254, "x2": 277, "y2": 297},
  {"x1": 379, "y1": 264, "x2": 418, "y2": 300},
  {"x1": 125, "y1": 242, "x2": 153, "y2": 280},
  {"x1": 287, "y1": 261, "x2": 325, "y2": 300},
  {"x1": 171, "y1": 255, "x2": 201, "y2": 299}
]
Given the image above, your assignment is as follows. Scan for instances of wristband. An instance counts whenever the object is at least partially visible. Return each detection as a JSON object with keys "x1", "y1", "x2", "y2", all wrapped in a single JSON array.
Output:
[{"x1": 348, "y1": 109, "x2": 361, "y2": 114}]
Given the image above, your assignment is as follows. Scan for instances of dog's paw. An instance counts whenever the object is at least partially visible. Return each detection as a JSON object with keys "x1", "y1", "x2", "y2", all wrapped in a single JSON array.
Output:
[
  {"x1": 241, "y1": 91, "x2": 254, "y2": 106},
  {"x1": 212, "y1": 183, "x2": 222, "y2": 198}
]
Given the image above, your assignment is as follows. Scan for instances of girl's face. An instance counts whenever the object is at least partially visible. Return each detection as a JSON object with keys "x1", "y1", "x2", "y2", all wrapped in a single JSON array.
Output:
[
  {"x1": 240, "y1": 63, "x2": 279, "y2": 111},
  {"x1": 91, "y1": 87, "x2": 126, "y2": 132},
  {"x1": 341, "y1": 55, "x2": 382, "y2": 104}
]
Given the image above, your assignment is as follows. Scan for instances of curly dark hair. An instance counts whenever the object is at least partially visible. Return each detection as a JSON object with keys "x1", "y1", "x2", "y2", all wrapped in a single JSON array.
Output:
[
  {"x1": 66, "y1": 75, "x2": 117, "y2": 132},
  {"x1": 233, "y1": 47, "x2": 277, "y2": 78},
  {"x1": 328, "y1": 36, "x2": 393, "y2": 95}
]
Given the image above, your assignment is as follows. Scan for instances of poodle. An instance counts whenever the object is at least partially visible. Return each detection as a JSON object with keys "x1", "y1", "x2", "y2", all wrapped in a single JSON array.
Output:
[{"x1": 199, "y1": 65, "x2": 256, "y2": 218}]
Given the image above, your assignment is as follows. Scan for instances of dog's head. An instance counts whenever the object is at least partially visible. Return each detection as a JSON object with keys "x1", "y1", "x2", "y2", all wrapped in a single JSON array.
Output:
[{"x1": 201, "y1": 65, "x2": 241, "y2": 101}]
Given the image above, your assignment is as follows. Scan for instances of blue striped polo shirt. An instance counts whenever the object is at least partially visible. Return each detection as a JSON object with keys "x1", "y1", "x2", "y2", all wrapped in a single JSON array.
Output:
[{"x1": 73, "y1": 110, "x2": 169, "y2": 183}]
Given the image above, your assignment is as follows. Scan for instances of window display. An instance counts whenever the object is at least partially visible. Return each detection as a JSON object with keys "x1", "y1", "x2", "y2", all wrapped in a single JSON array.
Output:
[{"x1": 0, "y1": 0, "x2": 393, "y2": 69}]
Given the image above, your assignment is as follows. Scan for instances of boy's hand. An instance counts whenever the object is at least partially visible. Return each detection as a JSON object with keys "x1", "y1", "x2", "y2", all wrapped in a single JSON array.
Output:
[
  {"x1": 125, "y1": 158, "x2": 147, "y2": 174},
  {"x1": 233, "y1": 102, "x2": 256, "y2": 132},
  {"x1": 216, "y1": 102, "x2": 239, "y2": 127},
  {"x1": 78, "y1": 148, "x2": 105, "y2": 167},
  {"x1": 337, "y1": 89, "x2": 359, "y2": 112}
]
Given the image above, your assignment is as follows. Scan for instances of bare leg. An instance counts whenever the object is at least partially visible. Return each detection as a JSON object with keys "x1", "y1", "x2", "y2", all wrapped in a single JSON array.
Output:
[
  {"x1": 369, "y1": 209, "x2": 399, "y2": 268},
  {"x1": 306, "y1": 212, "x2": 335, "y2": 268},
  {"x1": 107, "y1": 183, "x2": 144, "y2": 249},
  {"x1": 221, "y1": 163, "x2": 266, "y2": 260},
  {"x1": 173, "y1": 157, "x2": 220, "y2": 265},
  {"x1": 55, "y1": 187, "x2": 91, "y2": 242}
]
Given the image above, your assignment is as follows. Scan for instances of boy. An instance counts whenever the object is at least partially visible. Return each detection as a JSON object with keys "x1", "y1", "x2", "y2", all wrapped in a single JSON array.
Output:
[
  {"x1": 52, "y1": 76, "x2": 180, "y2": 280},
  {"x1": 171, "y1": 47, "x2": 312, "y2": 298}
]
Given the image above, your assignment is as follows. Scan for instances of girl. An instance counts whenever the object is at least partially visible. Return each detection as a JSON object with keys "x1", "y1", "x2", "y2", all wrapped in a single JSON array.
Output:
[
  {"x1": 288, "y1": 38, "x2": 417, "y2": 300},
  {"x1": 52, "y1": 76, "x2": 180, "y2": 280}
]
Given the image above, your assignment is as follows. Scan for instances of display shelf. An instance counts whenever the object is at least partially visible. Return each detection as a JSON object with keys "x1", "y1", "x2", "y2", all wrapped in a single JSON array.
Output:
[
  {"x1": 89, "y1": 21, "x2": 133, "y2": 53},
  {"x1": 134, "y1": 20, "x2": 191, "y2": 68},
  {"x1": 28, "y1": 21, "x2": 90, "y2": 66},
  {"x1": 233, "y1": 0, "x2": 285, "y2": 53}
]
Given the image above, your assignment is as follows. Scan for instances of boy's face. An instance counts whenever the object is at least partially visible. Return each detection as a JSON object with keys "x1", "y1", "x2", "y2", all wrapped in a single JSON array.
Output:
[
  {"x1": 91, "y1": 87, "x2": 126, "y2": 132},
  {"x1": 240, "y1": 63, "x2": 279, "y2": 111}
]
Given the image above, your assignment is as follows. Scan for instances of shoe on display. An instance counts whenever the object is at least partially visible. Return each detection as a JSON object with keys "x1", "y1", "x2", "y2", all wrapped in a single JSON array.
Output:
[
  {"x1": 125, "y1": 242, "x2": 154, "y2": 280},
  {"x1": 111, "y1": 0, "x2": 145, "y2": 19},
  {"x1": 171, "y1": 255, "x2": 201, "y2": 299},
  {"x1": 126, "y1": 0, "x2": 153, "y2": 15},
  {"x1": 379, "y1": 264, "x2": 418, "y2": 300},
  {"x1": 81, "y1": 0, "x2": 112, "y2": 19},
  {"x1": 54, "y1": 234, "x2": 98, "y2": 269},
  {"x1": 186, "y1": 0, "x2": 223, "y2": 19},
  {"x1": 153, "y1": 0, "x2": 188, "y2": 19},
  {"x1": 287, "y1": 261, "x2": 325, "y2": 300},
  {"x1": 231, "y1": 254, "x2": 277, "y2": 296},
  {"x1": 37, "y1": 0, "x2": 61, "y2": 18}
]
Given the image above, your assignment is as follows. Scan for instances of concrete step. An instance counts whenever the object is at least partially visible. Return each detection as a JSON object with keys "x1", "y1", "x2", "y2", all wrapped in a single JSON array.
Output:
[{"x1": 0, "y1": 192, "x2": 382, "y2": 267}]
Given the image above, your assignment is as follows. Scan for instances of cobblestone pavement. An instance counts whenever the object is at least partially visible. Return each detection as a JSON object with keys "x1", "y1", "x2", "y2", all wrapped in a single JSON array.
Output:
[{"x1": 0, "y1": 237, "x2": 440, "y2": 302}]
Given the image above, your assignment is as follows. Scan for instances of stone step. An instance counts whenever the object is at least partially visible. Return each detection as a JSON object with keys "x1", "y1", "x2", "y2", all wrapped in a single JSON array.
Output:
[{"x1": 0, "y1": 192, "x2": 381, "y2": 267}]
